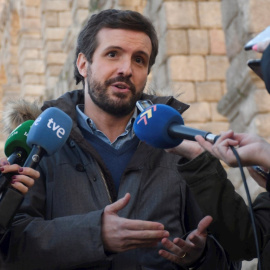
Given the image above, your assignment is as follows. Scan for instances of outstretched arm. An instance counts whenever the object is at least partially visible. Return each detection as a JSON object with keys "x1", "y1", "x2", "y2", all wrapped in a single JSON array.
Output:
[{"x1": 195, "y1": 130, "x2": 270, "y2": 168}]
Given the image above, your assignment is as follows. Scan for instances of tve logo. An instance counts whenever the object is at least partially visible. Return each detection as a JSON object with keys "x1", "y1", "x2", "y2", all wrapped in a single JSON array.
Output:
[
  {"x1": 136, "y1": 105, "x2": 157, "y2": 125},
  {"x1": 47, "y1": 118, "x2": 66, "y2": 138}
]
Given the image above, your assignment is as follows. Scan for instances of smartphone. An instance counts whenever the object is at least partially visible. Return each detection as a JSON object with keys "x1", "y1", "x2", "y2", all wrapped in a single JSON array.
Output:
[
  {"x1": 136, "y1": 100, "x2": 153, "y2": 112},
  {"x1": 247, "y1": 59, "x2": 263, "y2": 79},
  {"x1": 244, "y1": 26, "x2": 270, "y2": 50}
]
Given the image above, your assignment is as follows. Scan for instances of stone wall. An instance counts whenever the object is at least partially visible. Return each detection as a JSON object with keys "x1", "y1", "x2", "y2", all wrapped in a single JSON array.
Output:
[{"x1": 1, "y1": 0, "x2": 270, "y2": 268}]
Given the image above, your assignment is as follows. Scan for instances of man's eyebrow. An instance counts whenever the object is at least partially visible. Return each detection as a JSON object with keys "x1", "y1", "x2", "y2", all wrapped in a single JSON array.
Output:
[{"x1": 103, "y1": 46, "x2": 150, "y2": 59}]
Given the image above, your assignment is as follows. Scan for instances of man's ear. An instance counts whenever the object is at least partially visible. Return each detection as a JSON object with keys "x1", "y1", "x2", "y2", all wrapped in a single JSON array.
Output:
[{"x1": 76, "y1": 53, "x2": 88, "y2": 78}]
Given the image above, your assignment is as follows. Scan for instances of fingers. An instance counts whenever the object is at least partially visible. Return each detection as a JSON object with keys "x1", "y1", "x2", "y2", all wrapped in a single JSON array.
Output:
[
  {"x1": 0, "y1": 165, "x2": 40, "y2": 194},
  {"x1": 196, "y1": 215, "x2": 213, "y2": 236},
  {"x1": 0, "y1": 157, "x2": 9, "y2": 166},
  {"x1": 105, "y1": 193, "x2": 131, "y2": 214}
]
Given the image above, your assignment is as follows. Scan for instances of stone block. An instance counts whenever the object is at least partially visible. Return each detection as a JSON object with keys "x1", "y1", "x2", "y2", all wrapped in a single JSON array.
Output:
[
  {"x1": 168, "y1": 55, "x2": 205, "y2": 81},
  {"x1": 171, "y1": 82, "x2": 196, "y2": 103},
  {"x1": 188, "y1": 29, "x2": 209, "y2": 55},
  {"x1": 164, "y1": 1, "x2": 198, "y2": 29},
  {"x1": 22, "y1": 6, "x2": 40, "y2": 18},
  {"x1": 209, "y1": 29, "x2": 226, "y2": 55},
  {"x1": 117, "y1": 0, "x2": 142, "y2": 6},
  {"x1": 166, "y1": 29, "x2": 188, "y2": 55},
  {"x1": 46, "y1": 65, "x2": 63, "y2": 76},
  {"x1": 76, "y1": 0, "x2": 92, "y2": 9},
  {"x1": 191, "y1": 121, "x2": 229, "y2": 135},
  {"x1": 19, "y1": 38, "x2": 43, "y2": 50},
  {"x1": 22, "y1": 84, "x2": 45, "y2": 96},
  {"x1": 21, "y1": 18, "x2": 41, "y2": 29},
  {"x1": 24, "y1": 0, "x2": 41, "y2": 7},
  {"x1": 42, "y1": 1, "x2": 70, "y2": 11},
  {"x1": 198, "y1": 2, "x2": 222, "y2": 28},
  {"x1": 46, "y1": 52, "x2": 67, "y2": 65},
  {"x1": 182, "y1": 102, "x2": 211, "y2": 123},
  {"x1": 22, "y1": 74, "x2": 45, "y2": 85},
  {"x1": 59, "y1": 11, "x2": 72, "y2": 27},
  {"x1": 46, "y1": 76, "x2": 59, "y2": 89},
  {"x1": 206, "y1": 56, "x2": 229, "y2": 81},
  {"x1": 22, "y1": 59, "x2": 45, "y2": 74},
  {"x1": 196, "y1": 81, "x2": 223, "y2": 102},
  {"x1": 43, "y1": 12, "x2": 58, "y2": 27},
  {"x1": 249, "y1": 0, "x2": 270, "y2": 33},
  {"x1": 20, "y1": 49, "x2": 40, "y2": 61},
  {"x1": 45, "y1": 41, "x2": 63, "y2": 53},
  {"x1": 45, "y1": 27, "x2": 67, "y2": 40}
]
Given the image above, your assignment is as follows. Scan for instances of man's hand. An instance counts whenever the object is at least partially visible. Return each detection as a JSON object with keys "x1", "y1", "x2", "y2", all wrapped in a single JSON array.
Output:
[
  {"x1": 101, "y1": 193, "x2": 169, "y2": 253},
  {"x1": 158, "y1": 216, "x2": 213, "y2": 266},
  {"x1": 166, "y1": 140, "x2": 204, "y2": 160}
]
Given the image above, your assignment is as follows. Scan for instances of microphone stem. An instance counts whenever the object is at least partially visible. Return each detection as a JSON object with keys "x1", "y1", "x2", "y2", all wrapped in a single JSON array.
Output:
[
  {"x1": 168, "y1": 124, "x2": 209, "y2": 141},
  {"x1": 23, "y1": 145, "x2": 46, "y2": 169}
]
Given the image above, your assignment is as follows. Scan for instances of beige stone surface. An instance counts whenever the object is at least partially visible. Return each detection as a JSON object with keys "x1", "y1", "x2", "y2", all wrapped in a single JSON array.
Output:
[
  {"x1": 188, "y1": 29, "x2": 209, "y2": 55},
  {"x1": 169, "y1": 55, "x2": 205, "y2": 81},
  {"x1": 164, "y1": 1, "x2": 198, "y2": 28}
]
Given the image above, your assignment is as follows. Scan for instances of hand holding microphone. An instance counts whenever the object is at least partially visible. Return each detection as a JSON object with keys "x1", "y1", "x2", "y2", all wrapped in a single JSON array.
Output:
[
  {"x1": 0, "y1": 107, "x2": 72, "y2": 232},
  {"x1": 0, "y1": 120, "x2": 34, "y2": 193}
]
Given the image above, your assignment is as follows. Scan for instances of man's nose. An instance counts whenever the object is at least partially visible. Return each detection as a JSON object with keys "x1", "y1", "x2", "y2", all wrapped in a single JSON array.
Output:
[{"x1": 117, "y1": 58, "x2": 132, "y2": 77}]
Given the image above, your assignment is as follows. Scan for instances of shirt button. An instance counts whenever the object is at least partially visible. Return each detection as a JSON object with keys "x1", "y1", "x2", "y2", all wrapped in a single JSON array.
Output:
[{"x1": 75, "y1": 163, "x2": 85, "y2": 172}]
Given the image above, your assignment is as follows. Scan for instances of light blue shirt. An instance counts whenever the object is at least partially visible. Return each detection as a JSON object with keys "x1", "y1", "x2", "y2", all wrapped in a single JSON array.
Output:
[{"x1": 76, "y1": 104, "x2": 137, "y2": 149}]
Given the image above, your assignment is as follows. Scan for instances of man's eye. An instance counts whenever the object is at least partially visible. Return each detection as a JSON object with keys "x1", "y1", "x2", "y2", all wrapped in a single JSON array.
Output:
[
  {"x1": 108, "y1": 52, "x2": 117, "y2": 57},
  {"x1": 135, "y1": 57, "x2": 144, "y2": 64}
]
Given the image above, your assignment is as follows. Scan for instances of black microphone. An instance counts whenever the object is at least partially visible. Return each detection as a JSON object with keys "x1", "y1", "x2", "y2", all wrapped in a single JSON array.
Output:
[{"x1": 133, "y1": 103, "x2": 219, "y2": 149}]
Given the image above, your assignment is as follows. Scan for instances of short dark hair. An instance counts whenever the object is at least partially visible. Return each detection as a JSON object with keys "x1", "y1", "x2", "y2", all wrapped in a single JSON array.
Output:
[{"x1": 74, "y1": 9, "x2": 158, "y2": 85}]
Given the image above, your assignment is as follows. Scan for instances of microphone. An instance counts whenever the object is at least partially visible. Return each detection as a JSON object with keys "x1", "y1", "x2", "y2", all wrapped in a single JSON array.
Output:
[
  {"x1": 4, "y1": 120, "x2": 34, "y2": 166},
  {"x1": 0, "y1": 107, "x2": 72, "y2": 232},
  {"x1": 23, "y1": 107, "x2": 73, "y2": 169},
  {"x1": 0, "y1": 120, "x2": 34, "y2": 193},
  {"x1": 133, "y1": 104, "x2": 219, "y2": 149}
]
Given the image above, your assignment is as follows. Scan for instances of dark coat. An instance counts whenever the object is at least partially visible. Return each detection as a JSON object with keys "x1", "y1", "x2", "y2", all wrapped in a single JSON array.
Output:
[{"x1": 0, "y1": 90, "x2": 239, "y2": 269}]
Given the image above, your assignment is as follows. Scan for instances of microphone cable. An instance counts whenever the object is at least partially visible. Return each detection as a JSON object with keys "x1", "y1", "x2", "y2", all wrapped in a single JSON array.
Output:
[{"x1": 230, "y1": 145, "x2": 262, "y2": 270}]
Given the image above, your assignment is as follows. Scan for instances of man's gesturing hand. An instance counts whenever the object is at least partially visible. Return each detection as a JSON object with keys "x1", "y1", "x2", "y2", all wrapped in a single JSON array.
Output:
[
  {"x1": 159, "y1": 216, "x2": 213, "y2": 266},
  {"x1": 101, "y1": 193, "x2": 169, "y2": 253}
]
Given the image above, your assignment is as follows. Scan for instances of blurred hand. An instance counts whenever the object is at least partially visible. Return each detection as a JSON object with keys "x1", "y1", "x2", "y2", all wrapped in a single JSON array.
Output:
[
  {"x1": 101, "y1": 193, "x2": 169, "y2": 253},
  {"x1": 159, "y1": 216, "x2": 212, "y2": 266},
  {"x1": 166, "y1": 140, "x2": 204, "y2": 160}
]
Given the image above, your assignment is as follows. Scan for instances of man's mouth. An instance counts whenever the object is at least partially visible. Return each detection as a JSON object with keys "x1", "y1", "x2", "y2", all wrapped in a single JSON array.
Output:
[{"x1": 112, "y1": 82, "x2": 130, "y2": 90}]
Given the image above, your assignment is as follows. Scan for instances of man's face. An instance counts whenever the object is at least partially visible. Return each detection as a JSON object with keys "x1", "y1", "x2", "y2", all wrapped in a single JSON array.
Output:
[{"x1": 86, "y1": 28, "x2": 152, "y2": 116}]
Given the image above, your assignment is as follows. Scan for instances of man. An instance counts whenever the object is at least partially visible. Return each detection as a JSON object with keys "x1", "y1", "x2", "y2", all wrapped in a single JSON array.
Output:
[{"x1": 0, "y1": 9, "x2": 239, "y2": 269}]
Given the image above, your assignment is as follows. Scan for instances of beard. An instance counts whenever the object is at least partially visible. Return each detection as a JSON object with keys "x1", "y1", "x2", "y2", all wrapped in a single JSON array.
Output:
[{"x1": 86, "y1": 67, "x2": 144, "y2": 117}]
